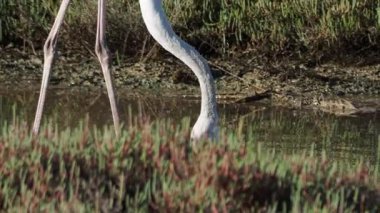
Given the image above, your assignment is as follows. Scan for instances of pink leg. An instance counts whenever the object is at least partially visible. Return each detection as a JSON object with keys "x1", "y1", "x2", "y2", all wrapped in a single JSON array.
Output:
[
  {"x1": 33, "y1": 0, "x2": 71, "y2": 135},
  {"x1": 95, "y1": 0, "x2": 120, "y2": 136}
]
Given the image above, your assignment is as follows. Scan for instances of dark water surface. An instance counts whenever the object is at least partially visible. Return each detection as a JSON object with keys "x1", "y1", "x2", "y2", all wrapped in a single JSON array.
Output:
[{"x1": 0, "y1": 89, "x2": 379, "y2": 171}]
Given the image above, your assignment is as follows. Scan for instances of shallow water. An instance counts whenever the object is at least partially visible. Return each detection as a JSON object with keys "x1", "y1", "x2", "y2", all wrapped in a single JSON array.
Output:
[{"x1": 0, "y1": 89, "x2": 379, "y2": 170}]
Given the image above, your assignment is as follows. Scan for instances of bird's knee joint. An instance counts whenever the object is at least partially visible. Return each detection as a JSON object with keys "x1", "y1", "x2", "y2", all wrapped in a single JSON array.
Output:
[
  {"x1": 43, "y1": 37, "x2": 58, "y2": 58},
  {"x1": 45, "y1": 36, "x2": 58, "y2": 50},
  {"x1": 95, "y1": 42, "x2": 110, "y2": 62}
]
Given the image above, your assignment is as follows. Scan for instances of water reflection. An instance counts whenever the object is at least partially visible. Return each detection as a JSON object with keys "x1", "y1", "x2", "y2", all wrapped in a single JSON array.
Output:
[{"x1": 0, "y1": 89, "x2": 379, "y2": 168}]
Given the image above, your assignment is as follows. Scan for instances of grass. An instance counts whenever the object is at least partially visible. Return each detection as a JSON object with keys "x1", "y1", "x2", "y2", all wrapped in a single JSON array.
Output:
[
  {"x1": 0, "y1": 0, "x2": 379, "y2": 59},
  {"x1": 0, "y1": 114, "x2": 379, "y2": 211}
]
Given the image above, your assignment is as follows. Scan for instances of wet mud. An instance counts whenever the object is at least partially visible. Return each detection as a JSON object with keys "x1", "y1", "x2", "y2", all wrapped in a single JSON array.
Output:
[{"x1": 0, "y1": 47, "x2": 379, "y2": 114}]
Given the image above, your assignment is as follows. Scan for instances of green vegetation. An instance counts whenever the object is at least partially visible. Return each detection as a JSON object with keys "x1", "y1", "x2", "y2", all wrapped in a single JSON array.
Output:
[
  {"x1": 0, "y1": 114, "x2": 379, "y2": 211},
  {"x1": 1, "y1": 0, "x2": 379, "y2": 58}
]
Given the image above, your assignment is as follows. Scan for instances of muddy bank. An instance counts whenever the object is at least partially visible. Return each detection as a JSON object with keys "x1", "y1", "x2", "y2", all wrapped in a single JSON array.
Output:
[{"x1": 0, "y1": 47, "x2": 379, "y2": 112}]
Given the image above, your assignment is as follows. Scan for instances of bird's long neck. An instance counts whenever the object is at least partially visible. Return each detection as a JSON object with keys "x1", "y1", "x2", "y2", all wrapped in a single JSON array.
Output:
[
  {"x1": 187, "y1": 55, "x2": 217, "y2": 119},
  {"x1": 140, "y1": 0, "x2": 218, "y2": 119}
]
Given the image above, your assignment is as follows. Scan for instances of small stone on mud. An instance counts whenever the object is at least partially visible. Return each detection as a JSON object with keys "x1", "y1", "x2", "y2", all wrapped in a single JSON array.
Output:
[{"x1": 30, "y1": 57, "x2": 42, "y2": 65}]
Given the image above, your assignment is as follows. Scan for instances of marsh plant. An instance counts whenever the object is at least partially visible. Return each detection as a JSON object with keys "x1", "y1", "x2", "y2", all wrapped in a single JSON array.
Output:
[
  {"x1": 1, "y1": 0, "x2": 379, "y2": 57},
  {"x1": 0, "y1": 115, "x2": 379, "y2": 211}
]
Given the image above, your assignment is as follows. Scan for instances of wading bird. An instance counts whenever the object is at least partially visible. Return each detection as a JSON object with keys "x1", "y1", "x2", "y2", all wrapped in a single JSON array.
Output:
[{"x1": 32, "y1": 0, "x2": 218, "y2": 141}]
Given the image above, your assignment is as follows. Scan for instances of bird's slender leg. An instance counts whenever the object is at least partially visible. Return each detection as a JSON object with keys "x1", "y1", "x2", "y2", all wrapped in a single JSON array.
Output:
[
  {"x1": 95, "y1": 0, "x2": 120, "y2": 136},
  {"x1": 32, "y1": 0, "x2": 71, "y2": 135}
]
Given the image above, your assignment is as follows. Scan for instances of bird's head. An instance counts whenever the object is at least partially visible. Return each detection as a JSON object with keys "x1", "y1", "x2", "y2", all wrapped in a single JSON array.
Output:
[{"x1": 190, "y1": 115, "x2": 218, "y2": 142}]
